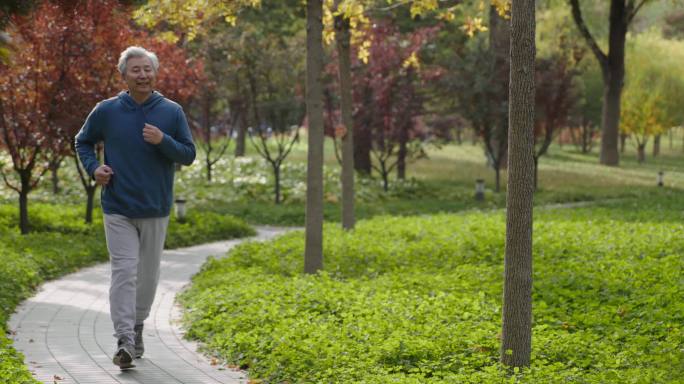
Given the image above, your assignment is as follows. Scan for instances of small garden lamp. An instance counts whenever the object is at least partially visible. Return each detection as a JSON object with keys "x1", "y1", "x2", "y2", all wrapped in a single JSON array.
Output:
[
  {"x1": 175, "y1": 198, "x2": 187, "y2": 222},
  {"x1": 475, "y1": 179, "x2": 485, "y2": 201},
  {"x1": 657, "y1": 171, "x2": 664, "y2": 187}
]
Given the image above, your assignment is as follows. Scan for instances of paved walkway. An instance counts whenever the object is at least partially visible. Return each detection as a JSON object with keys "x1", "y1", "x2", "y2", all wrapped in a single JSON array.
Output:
[{"x1": 8, "y1": 227, "x2": 291, "y2": 384}]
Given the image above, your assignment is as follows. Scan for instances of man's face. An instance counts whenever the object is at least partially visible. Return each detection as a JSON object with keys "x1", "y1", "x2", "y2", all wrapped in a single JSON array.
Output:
[{"x1": 123, "y1": 56, "x2": 156, "y2": 95}]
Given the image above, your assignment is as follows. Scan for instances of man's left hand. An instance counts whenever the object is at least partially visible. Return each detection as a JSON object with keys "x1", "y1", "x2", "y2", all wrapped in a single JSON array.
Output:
[{"x1": 143, "y1": 123, "x2": 164, "y2": 145}]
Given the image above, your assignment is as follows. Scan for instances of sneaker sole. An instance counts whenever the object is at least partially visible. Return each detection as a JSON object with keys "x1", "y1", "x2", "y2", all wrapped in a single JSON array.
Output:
[{"x1": 113, "y1": 354, "x2": 135, "y2": 369}]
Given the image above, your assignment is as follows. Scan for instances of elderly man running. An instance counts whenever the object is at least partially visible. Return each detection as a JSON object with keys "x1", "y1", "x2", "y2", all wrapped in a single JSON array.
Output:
[{"x1": 75, "y1": 46, "x2": 195, "y2": 369}]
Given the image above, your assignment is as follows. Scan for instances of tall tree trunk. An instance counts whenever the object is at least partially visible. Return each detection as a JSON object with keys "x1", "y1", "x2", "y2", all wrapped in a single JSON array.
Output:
[
  {"x1": 489, "y1": 6, "x2": 510, "y2": 173},
  {"x1": 50, "y1": 159, "x2": 61, "y2": 195},
  {"x1": 397, "y1": 133, "x2": 407, "y2": 180},
  {"x1": 354, "y1": 87, "x2": 373, "y2": 175},
  {"x1": 501, "y1": 0, "x2": 535, "y2": 368},
  {"x1": 304, "y1": 0, "x2": 324, "y2": 274},
  {"x1": 600, "y1": 71, "x2": 623, "y2": 165},
  {"x1": 533, "y1": 156, "x2": 539, "y2": 191},
  {"x1": 335, "y1": 12, "x2": 355, "y2": 230},
  {"x1": 653, "y1": 134, "x2": 660, "y2": 157},
  {"x1": 235, "y1": 117, "x2": 247, "y2": 157},
  {"x1": 85, "y1": 185, "x2": 96, "y2": 224},
  {"x1": 274, "y1": 164, "x2": 281, "y2": 204},
  {"x1": 570, "y1": 0, "x2": 628, "y2": 166},
  {"x1": 354, "y1": 126, "x2": 372, "y2": 174},
  {"x1": 637, "y1": 143, "x2": 646, "y2": 163},
  {"x1": 494, "y1": 166, "x2": 501, "y2": 193},
  {"x1": 19, "y1": 171, "x2": 31, "y2": 235}
]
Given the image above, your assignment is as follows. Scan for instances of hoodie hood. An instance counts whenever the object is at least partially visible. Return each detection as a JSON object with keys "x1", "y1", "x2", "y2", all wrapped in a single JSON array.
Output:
[{"x1": 117, "y1": 90, "x2": 165, "y2": 112}]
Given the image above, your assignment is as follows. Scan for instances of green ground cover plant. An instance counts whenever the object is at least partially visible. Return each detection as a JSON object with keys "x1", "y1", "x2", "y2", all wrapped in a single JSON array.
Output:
[
  {"x1": 179, "y1": 189, "x2": 683, "y2": 383},
  {"x1": 0, "y1": 204, "x2": 254, "y2": 383}
]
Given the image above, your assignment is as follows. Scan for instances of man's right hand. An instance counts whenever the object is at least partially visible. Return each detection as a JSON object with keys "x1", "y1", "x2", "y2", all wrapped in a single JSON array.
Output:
[{"x1": 94, "y1": 165, "x2": 114, "y2": 186}]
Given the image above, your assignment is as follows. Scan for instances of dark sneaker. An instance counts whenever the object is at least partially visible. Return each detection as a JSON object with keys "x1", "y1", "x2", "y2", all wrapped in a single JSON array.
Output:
[
  {"x1": 134, "y1": 323, "x2": 144, "y2": 359},
  {"x1": 113, "y1": 339, "x2": 135, "y2": 370}
]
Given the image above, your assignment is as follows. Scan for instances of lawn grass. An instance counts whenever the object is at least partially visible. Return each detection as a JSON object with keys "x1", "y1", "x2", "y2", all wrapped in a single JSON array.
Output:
[{"x1": 178, "y1": 188, "x2": 684, "y2": 383}]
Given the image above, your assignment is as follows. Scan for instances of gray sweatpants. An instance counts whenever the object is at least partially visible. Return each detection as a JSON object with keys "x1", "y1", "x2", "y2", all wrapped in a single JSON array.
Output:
[{"x1": 103, "y1": 214, "x2": 169, "y2": 345}]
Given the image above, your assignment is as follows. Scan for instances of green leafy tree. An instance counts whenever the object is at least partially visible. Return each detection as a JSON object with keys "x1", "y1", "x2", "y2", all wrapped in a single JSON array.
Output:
[
  {"x1": 620, "y1": 32, "x2": 684, "y2": 163},
  {"x1": 569, "y1": 0, "x2": 657, "y2": 166}
]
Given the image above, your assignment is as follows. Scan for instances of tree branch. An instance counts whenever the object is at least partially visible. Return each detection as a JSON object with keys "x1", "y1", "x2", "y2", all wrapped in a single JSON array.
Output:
[
  {"x1": 627, "y1": 0, "x2": 649, "y2": 24},
  {"x1": 569, "y1": 0, "x2": 608, "y2": 71}
]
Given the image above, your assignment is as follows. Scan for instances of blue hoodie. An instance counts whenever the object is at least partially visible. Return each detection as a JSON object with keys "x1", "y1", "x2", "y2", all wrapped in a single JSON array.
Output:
[{"x1": 75, "y1": 91, "x2": 196, "y2": 218}]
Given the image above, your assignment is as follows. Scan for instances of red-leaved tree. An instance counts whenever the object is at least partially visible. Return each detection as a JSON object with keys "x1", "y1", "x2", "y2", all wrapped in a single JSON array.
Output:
[
  {"x1": 0, "y1": 1, "x2": 72, "y2": 234},
  {"x1": 325, "y1": 20, "x2": 439, "y2": 191}
]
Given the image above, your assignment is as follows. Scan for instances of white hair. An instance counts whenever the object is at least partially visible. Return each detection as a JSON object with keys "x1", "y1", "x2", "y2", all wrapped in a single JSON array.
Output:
[{"x1": 117, "y1": 46, "x2": 159, "y2": 75}]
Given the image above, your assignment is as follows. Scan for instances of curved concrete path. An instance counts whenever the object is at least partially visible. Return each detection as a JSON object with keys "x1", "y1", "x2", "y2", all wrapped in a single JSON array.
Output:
[{"x1": 8, "y1": 226, "x2": 292, "y2": 384}]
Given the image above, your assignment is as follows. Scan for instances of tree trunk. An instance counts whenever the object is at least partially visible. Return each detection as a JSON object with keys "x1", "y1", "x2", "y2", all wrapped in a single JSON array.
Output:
[
  {"x1": 206, "y1": 158, "x2": 212, "y2": 182},
  {"x1": 600, "y1": 0, "x2": 628, "y2": 166},
  {"x1": 85, "y1": 186, "x2": 96, "y2": 224},
  {"x1": 533, "y1": 156, "x2": 539, "y2": 191},
  {"x1": 274, "y1": 165, "x2": 281, "y2": 204},
  {"x1": 397, "y1": 133, "x2": 407, "y2": 180},
  {"x1": 600, "y1": 77, "x2": 622, "y2": 165},
  {"x1": 501, "y1": 0, "x2": 535, "y2": 368},
  {"x1": 620, "y1": 133, "x2": 627, "y2": 153},
  {"x1": 381, "y1": 165, "x2": 389, "y2": 192},
  {"x1": 354, "y1": 85, "x2": 374, "y2": 175},
  {"x1": 50, "y1": 159, "x2": 61, "y2": 195},
  {"x1": 19, "y1": 171, "x2": 31, "y2": 234},
  {"x1": 494, "y1": 166, "x2": 501, "y2": 193},
  {"x1": 235, "y1": 117, "x2": 247, "y2": 157},
  {"x1": 304, "y1": 0, "x2": 324, "y2": 274},
  {"x1": 354, "y1": 126, "x2": 372, "y2": 175},
  {"x1": 637, "y1": 143, "x2": 646, "y2": 163},
  {"x1": 335, "y1": 12, "x2": 355, "y2": 230},
  {"x1": 489, "y1": 6, "x2": 510, "y2": 173},
  {"x1": 570, "y1": 0, "x2": 628, "y2": 166},
  {"x1": 653, "y1": 134, "x2": 660, "y2": 157}
]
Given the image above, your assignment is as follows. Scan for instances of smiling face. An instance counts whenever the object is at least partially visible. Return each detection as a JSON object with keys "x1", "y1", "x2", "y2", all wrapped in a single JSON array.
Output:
[{"x1": 122, "y1": 55, "x2": 156, "y2": 102}]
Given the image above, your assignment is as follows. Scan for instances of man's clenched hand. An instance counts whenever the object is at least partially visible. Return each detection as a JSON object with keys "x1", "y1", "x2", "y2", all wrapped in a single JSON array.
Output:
[
  {"x1": 143, "y1": 123, "x2": 164, "y2": 145},
  {"x1": 94, "y1": 165, "x2": 114, "y2": 186}
]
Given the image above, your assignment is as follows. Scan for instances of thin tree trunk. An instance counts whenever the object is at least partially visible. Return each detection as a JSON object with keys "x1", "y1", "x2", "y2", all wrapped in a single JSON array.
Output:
[
  {"x1": 653, "y1": 134, "x2": 660, "y2": 157},
  {"x1": 637, "y1": 143, "x2": 646, "y2": 163},
  {"x1": 19, "y1": 171, "x2": 31, "y2": 234},
  {"x1": 494, "y1": 166, "x2": 501, "y2": 193},
  {"x1": 335, "y1": 12, "x2": 355, "y2": 230},
  {"x1": 50, "y1": 159, "x2": 61, "y2": 194},
  {"x1": 354, "y1": 87, "x2": 373, "y2": 175},
  {"x1": 620, "y1": 133, "x2": 627, "y2": 153},
  {"x1": 501, "y1": 0, "x2": 535, "y2": 368},
  {"x1": 274, "y1": 165, "x2": 281, "y2": 204},
  {"x1": 397, "y1": 135, "x2": 407, "y2": 180},
  {"x1": 236, "y1": 117, "x2": 247, "y2": 157},
  {"x1": 19, "y1": 190, "x2": 29, "y2": 234},
  {"x1": 304, "y1": 0, "x2": 324, "y2": 274},
  {"x1": 354, "y1": 126, "x2": 372, "y2": 174}
]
